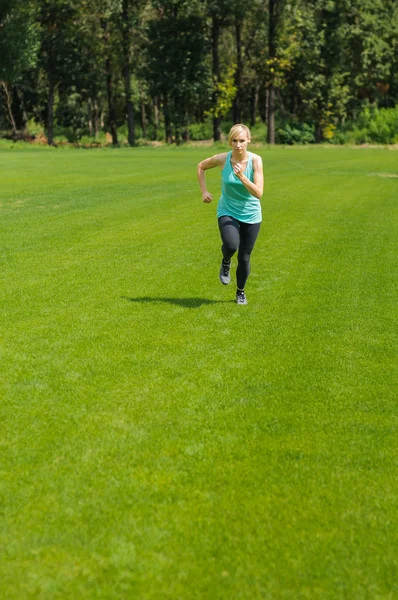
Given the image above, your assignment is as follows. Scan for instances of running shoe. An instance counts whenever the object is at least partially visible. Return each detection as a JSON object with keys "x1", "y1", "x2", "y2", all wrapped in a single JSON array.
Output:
[
  {"x1": 219, "y1": 260, "x2": 231, "y2": 285},
  {"x1": 236, "y1": 289, "x2": 248, "y2": 305}
]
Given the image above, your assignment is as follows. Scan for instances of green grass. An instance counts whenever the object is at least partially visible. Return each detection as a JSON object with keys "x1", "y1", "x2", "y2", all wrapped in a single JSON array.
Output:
[{"x1": 0, "y1": 145, "x2": 397, "y2": 599}]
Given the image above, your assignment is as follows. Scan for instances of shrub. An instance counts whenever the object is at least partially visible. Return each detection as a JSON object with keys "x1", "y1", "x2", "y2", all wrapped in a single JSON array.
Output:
[
  {"x1": 188, "y1": 121, "x2": 213, "y2": 141},
  {"x1": 53, "y1": 127, "x2": 77, "y2": 142},
  {"x1": 77, "y1": 135, "x2": 102, "y2": 147},
  {"x1": 336, "y1": 106, "x2": 398, "y2": 145},
  {"x1": 250, "y1": 121, "x2": 267, "y2": 143},
  {"x1": 26, "y1": 119, "x2": 45, "y2": 138},
  {"x1": 53, "y1": 135, "x2": 70, "y2": 144},
  {"x1": 276, "y1": 121, "x2": 315, "y2": 145}
]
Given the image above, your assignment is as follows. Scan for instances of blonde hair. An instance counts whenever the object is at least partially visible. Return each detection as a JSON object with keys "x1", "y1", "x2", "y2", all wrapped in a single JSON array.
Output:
[{"x1": 228, "y1": 124, "x2": 251, "y2": 145}]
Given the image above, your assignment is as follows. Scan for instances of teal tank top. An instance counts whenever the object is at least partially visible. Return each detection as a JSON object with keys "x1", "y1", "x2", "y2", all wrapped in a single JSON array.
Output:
[{"x1": 217, "y1": 151, "x2": 262, "y2": 224}]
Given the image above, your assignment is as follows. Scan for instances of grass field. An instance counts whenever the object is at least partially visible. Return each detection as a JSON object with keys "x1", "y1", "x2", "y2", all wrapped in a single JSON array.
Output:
[{"x1": 0, "y1": 144, "x2": 397, "y2": 599}]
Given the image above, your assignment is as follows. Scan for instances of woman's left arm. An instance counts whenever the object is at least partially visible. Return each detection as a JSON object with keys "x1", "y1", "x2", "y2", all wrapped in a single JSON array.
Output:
[{"x1": 233, "y1": 155, "x2": 264, "y2": 199}]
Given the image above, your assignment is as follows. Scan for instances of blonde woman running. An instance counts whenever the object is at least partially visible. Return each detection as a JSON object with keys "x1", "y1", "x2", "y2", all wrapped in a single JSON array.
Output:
[{"x1": 197, "y1": 124, "x2": 264, "y2": 305}]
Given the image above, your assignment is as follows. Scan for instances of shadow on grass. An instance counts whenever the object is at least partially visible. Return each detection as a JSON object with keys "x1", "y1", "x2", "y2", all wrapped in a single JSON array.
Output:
[{"x1": 123, "y1": 296, "x2": 233, "y2": 308}]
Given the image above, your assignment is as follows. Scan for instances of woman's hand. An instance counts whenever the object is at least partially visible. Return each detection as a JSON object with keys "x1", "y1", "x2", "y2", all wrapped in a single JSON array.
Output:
[
  {"x1": 233, "y1": 163, "x2": 244, "y2": 179},
  {"x1": 234, "y1": 155, "x2": 263, "y2": 199},
  {"x1": 202, "y1": 191, "x2": 213, "y2": 203}
]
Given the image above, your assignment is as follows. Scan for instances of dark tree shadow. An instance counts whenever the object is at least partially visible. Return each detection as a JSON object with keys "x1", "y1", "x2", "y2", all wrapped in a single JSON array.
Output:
[{"x1": 122, "y1": 296, "x2": 233, "y2": 308}]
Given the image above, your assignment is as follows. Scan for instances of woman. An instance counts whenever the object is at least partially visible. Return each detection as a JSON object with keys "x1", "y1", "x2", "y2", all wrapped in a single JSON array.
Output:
[{"x1": 197, "y1": 124, "x2": 264, "y2": 305}]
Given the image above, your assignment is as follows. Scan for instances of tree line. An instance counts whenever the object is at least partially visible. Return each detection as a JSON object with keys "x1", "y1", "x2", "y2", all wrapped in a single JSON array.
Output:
[{"x1": 1, "y1": 0, "x2": 397, "y2": 145}]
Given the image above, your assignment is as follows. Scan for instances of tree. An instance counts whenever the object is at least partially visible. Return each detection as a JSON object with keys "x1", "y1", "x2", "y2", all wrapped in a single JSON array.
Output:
[
  {"x1": 342, "y1": 0, "x2": 397, "y2": 111},
  {"x1": 144, "y1": 0, "x2": 208, "y2": 143},
  {"x1": 37, "y1": 0, "x2": 81, "y2": 144},
  {"x1": 0, "y1": 0, "x2": 40, "y2": 135},
  {"x1": 1, "y1": 0, "x2": 398, "y2": 144},
  {"x1": 266, "y1": 0, "x2": 286, "y2": 143},
  {"x1": 205, "y1": 0, "x2": 233, "y2": 140},
  {"x1": 120, "y1": 0, "x2": 137, "y2": 146}
]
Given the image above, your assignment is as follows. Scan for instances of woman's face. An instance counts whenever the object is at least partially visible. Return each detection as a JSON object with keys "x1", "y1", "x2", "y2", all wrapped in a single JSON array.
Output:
[{"x1": 230, "y1": 129, "x2": 250, "y2": 154}]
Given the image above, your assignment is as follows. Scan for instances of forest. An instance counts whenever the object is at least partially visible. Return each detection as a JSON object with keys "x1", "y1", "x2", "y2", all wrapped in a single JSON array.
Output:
[{"x1": 1, "y1": 0, "x2": 398, "y2": 146}]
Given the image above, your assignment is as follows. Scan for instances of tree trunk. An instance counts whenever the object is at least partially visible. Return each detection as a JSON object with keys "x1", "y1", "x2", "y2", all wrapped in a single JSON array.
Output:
[
  {"x1": 259, "y1": 84, "x2": 266, "y2": 122},
  {"x1": 163, "y1": 94, "x2": 172, "y2": 143},
  {"x1": 1, "y1": 81, "x2": 17, "y2": 135},
  {"x1": 175, "y1": 122, "x2": 181, "y2": 145},
  {"x1": 153, "y1": 96, "x2": 159, "y2": 140},
  {"x1": 213, "y1": 115, "x2": 221, "y2": 142},
  {"x1": 105, "y1": 56, "x2": 118, "y2": 145},
  {"x1": 47, "y1": 80, "x2": 55, "y2": 145},
  {"x1": 250, "y1": 83, "x2": 260, "y2": 127},
  {"x1": 139, "y1": 83, "x2": 146, "y2": 138},
  {"x1": 88, "y1": 99, "x2": 93, "y2": 136},
  {"x1": 141, "y1": 99, "x2": 147, "y2": 138},
  {"x1": 94, "y1": 99, "x2": 100, "y2": 138},
  {"x1": 16, "y1": 87, "x2": 28, "y2": 131},
  {"x1": 315, "y1": 122, "x2": 323, "y2": 143},
  {"x1": 121, "y1": 0, "x2": 135, "y2": 146},
  {"x1": 232, "y1": 17, "x2": 243, "y2": 124},
  {"x1": 267, "y1": 0, "x2": 277, "y2": 144},
  {"x1": 267, "y1": 84, "x2": 275, "y2": 144},
  {"x1": 101, "y1": 20, "x2": 118, "y2": 145},
  {"x1": 211, "y1": 17, "x2": 221, "y2": 141},
  {"x1": 182, "y1": 109, "x2": 189, "y2": 142},
  {"x1": 125, "y1": 77, "x2": 135, "y2": 145}
]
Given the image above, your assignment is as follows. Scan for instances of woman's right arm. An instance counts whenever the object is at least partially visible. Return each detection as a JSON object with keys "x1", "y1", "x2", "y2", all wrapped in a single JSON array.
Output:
[{"x1": 197, "y1": 154, "x2": 226, "y2": 203}]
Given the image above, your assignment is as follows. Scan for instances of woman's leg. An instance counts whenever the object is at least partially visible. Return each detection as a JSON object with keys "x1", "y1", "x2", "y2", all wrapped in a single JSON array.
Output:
[
  {"x1": 236, "y1": 222, "x2": 261, "y2": 290},
  {"x1": 218, "y1": 216, "x2": 240, "y2": 261}
]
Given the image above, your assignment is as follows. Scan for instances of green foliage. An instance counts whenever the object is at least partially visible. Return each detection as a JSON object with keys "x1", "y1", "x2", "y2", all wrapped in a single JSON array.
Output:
[
  {"x1": 53, "y1": 126, "x2": 78, "y2": 142},
  {"x1": 55, "y1": 90, "x2": 91, "y2": 137},
  {"x1": 1, "y1": 0, "x2": 398, "y2": 144},
  {"x1": 248, "y1": 121, "x2": 267, "y2": 143},
  {"x1": 355, "y1": 105, "x2": 398, "y2": 143},
  {"x1": 0, "y1": 0, "x2": 40, "y2": 83},
  {"x1": 205, "y1": 64, "x2": 237, "y2": 119},
  {"x1": 342, "y1": 0, "x2": 396, "y2": 99},
  {"x1": 283, "y1": 1, "x2": 353, "y2": 139},
  {"x1": 276, "y1": 120, "x2": 315, "y2": 144},
  {"x1": 144, "y1": 0, "x2": 209, "y2": 136},
  {"x1": 38, "y1": 0, "x2": 82, "y2": 86},
  {"x1": 78, "y1": 132, "x2": 109, "y2": 145},
  {"x1": 188, "y1": 120, "x2": 213, "y2": 140},
  {"x1": 25, "y1": 118, "x2": 45, "y2": 137},
  {"x1": 332, "y1": 105, "x2": 398, "y2": 145}
]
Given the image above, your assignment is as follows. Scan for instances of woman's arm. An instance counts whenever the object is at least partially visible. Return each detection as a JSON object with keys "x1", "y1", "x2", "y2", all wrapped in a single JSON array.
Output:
[
  {"x1": 197, "y1": 153, "x2": 227, "y2": 203},
  {"x1": 233, "y1": 154, "x2": 264, "y2": 199}
]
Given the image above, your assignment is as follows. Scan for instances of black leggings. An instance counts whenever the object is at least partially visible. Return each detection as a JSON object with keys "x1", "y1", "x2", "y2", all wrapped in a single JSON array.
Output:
[{"x1": 218, "y1": 215, "x2": 261, "y2": 290}]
